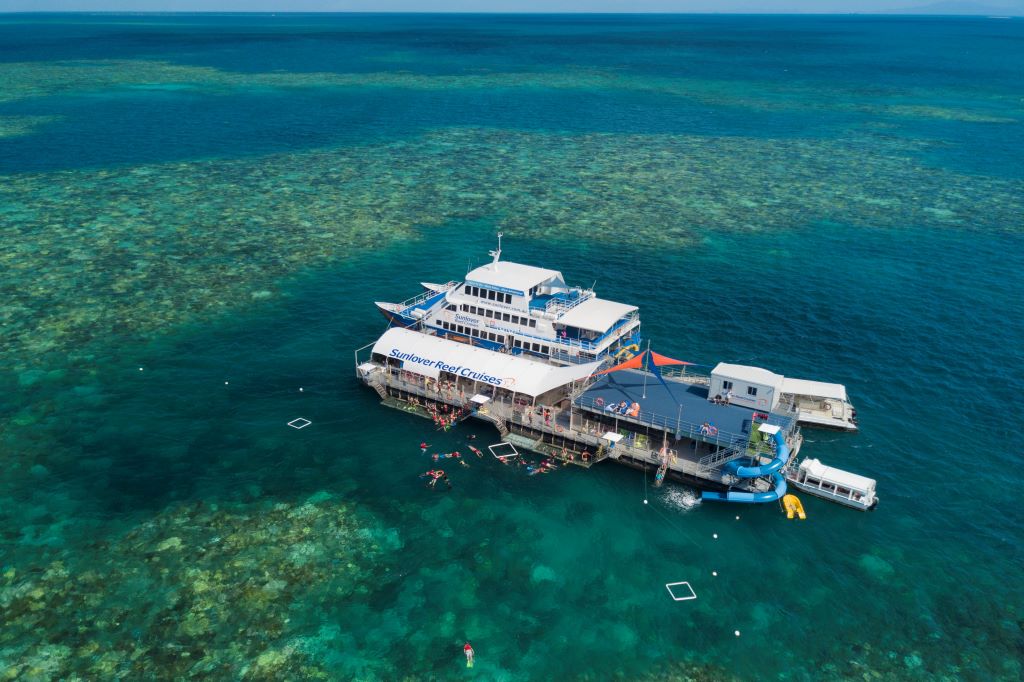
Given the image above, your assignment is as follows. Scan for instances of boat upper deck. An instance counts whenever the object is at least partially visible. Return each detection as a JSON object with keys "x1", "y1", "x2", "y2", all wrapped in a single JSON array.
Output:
[{"x1": 575, "y1": 369, "x2": 796, "y2": 447}]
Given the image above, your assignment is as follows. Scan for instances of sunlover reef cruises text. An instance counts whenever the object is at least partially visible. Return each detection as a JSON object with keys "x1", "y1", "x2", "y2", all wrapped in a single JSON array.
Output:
[{"x1": 390, "y1": 348, "x2": 504, "y2": 386}]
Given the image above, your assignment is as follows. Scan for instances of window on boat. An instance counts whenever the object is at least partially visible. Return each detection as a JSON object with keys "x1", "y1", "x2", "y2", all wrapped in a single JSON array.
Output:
[
  {"x1": 836, "y1": 487, "x2": 851, "y2": 497},
  {"x1": 497, "y1": 335, "x2": 504, "y2": 344},
  {"x1": 447, "y1": 304, "x2": 456, "y2": 311},
  {"x1": 747, "y1": 386, "x2": 758, "y2": 396},
  {"x1": 463, "y1": 285, "x2": 470, "y2": 293},
  {"x1": 542, "y1": 346, "x2": 549, "y2": 354},
  {"x1": 486, "y1": 309, "x2": 494, "y2": 318},
  {"x1": 502, "y1": 313, "x2": 510, "y2": 322},
  {"x1": 529, "y1": 319, "x2": 537, "y2": 328},
  {"x1": 722, "y1": 380, "x2": 733, "y2": 391},
  {"x1": 805, "y1": 477, "x2": 820, "y2": 487}
]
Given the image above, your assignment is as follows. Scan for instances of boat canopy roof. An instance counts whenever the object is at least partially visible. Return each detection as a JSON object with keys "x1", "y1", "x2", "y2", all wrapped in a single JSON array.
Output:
[
  {"x1": 781, "y1": 377, "x2": 848, "y2": 401},
  {"x1": 801, "y1": 458, "x2": 875, "y2": 493},
  {"x1": 465, "y1": 261, "x2": 563, "y2": 296},
  {"x1": 712, "y1": 363, "x2": 784, "y2": 387},
  {"x1": 372, "y1": 328, "x2": 601, "y2": 398},
  {"x1": 557, "y1": 298, "x2": 638, "y2": 333}
]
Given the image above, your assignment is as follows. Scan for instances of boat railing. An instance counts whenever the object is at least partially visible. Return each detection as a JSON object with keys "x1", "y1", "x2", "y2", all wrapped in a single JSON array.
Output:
[
  {"x1": 398, "y1": 283, "x2": 459, "y2": 311},
  {"x1": 573, "y1": 393, "x2": 752, "y2": 451},
  {"x1": 660, "y1": 367, "x2": 711, "y2": 385},
  {"x1": 545, "y1": 288, "x2": 595, "y2": 315},
  {"x1": 487, "y1": 314, "x2": 638, "y2": 355}
]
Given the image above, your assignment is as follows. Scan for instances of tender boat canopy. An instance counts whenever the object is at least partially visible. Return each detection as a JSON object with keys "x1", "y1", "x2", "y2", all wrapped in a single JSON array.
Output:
[
  {"x1": 557, "y1": 298, "x2": 638, "y2": 333},
  {"x1": 780, "y1": 378, "x2": 848, "y2": 402},
  {"x1": 371, "y1": 328, "x2": 602, "y2": 398},
  {"x1": 801, "y1": 458, "x2": 875, "y2": 494}
]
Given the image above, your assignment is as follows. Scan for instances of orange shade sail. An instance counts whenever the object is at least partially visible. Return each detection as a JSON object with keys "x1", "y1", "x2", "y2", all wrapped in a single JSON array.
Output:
[{"x1": 595, "y1": 349, "x2": 694, "y2": 375}]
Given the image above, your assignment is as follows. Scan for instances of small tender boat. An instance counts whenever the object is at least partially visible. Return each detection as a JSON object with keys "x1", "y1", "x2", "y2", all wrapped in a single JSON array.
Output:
[
  {"x1": 782, "y1": 493, "x2": 806, "y2": 520},
  {"x1": 786, "y1": 458, "x2": 878, "y2": 511}
]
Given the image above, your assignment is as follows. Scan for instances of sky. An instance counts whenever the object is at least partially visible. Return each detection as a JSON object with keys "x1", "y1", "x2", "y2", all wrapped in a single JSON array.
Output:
[{"x1": 2, "y1": 0, "x2": 1024, "y2": 13}]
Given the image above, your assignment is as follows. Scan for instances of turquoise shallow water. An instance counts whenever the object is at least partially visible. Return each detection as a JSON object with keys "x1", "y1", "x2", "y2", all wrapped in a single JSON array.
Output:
[{"x1": 1, "y1": 13, "x2": 1023, "y2": 681}]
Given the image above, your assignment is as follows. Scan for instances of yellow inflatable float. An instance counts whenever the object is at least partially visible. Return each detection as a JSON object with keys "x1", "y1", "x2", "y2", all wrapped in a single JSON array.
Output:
[{"x1": 782, "y1": 494, "x2": 806, "y2": 520}]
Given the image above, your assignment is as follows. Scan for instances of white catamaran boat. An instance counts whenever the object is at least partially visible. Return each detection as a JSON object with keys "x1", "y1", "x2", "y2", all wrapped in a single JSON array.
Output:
[{"x1": 375, "y1": 234, "x2": 642, "y2": 366}]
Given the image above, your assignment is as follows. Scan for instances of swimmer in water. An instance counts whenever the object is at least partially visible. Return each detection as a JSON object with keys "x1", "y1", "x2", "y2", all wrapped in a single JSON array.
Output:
[
  {"x1": 463, "y1": 642, "x2": 474, "y2": 667},
  {"x1": 420, "y1": 442, "x2": 429, "y2": 453}
]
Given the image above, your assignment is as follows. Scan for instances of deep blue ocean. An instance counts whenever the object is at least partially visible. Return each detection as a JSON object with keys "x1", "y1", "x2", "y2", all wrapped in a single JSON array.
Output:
[{"x1": 0, "y1": 13, "x2": 1022, "y2": 681}]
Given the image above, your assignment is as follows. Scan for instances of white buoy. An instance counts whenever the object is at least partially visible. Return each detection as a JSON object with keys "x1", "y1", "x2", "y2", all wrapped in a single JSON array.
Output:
[
  {"x1": 712, "y1": 571, "x2": 718, "y2": 577},
  {"x1": 138, "y1": 367, "x2": 143, "y2": 371},
  {"x1": 736, "y1": 515, "x2": 740, "y2": 520},
  {"x1": 224, "y1": 381, "x2": 229, "y2": 385},
  {"x1": 735, "y1": 630, "x2": 741, "y2": 637},
  {"x1": 299, "y1": 387, "x2": 304, "y2": 392},
  {"x1": 713, "y1": 533, "x2": 718, "y2": 539},
  {"x1": 643, "y1": 499, "x2": 648, "y2": 505}
]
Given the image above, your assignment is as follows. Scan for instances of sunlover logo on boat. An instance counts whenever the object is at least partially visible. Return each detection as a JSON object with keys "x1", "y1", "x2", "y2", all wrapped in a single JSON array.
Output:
[
  {"x1": 390, "y1": 348, "x2": 504, "y2": 386},
  {"x1": 454, "y1": 314, "x2": 479, "y2": 326}
]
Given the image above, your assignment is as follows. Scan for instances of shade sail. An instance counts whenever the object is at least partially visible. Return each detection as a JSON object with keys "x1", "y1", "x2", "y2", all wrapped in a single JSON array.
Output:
[{"x1": 596, "y1": 349, "x2": 694, "y2": 375}]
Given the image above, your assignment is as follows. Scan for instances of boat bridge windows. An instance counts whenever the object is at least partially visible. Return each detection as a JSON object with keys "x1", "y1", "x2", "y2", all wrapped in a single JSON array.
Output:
[{"x1": 464, "y1": 284, "x2": 513, "y2": 305}]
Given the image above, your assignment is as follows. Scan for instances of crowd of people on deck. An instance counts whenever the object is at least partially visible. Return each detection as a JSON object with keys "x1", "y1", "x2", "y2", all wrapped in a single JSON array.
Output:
[{"x1": 595, "y1": 398, "x2": 641, "y2": 418}]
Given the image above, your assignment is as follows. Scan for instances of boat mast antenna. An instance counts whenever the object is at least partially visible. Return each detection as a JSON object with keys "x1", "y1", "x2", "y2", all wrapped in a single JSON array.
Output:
[{"x1": 489, "y1": 232, "x2": 503, "y2": 269}]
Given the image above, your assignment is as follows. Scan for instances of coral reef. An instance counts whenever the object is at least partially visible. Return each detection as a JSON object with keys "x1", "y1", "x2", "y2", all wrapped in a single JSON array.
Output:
[{"x1": 0, "y1": 494, "x2": 390, "y2": 680}]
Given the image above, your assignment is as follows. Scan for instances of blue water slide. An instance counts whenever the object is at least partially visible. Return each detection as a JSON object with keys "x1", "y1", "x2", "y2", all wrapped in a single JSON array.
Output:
[{"x1": 701, "y1": 430, "x2": 790, "y2": 504}]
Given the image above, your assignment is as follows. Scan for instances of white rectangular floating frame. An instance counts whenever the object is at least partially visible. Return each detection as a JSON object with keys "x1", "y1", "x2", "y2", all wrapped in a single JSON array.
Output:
[
  {"x1": 287, "y1": 418, "x2": 312, "y2": 430},
  {"x1": 665, "y1": 581, "x2": 697, "y2": 601},
  {"x1": 488, "y1": 442, "x2": 519, "y2": 460}
]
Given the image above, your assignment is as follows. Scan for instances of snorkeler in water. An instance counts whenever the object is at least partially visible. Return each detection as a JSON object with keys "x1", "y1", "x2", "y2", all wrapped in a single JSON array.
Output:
[{"x1": 419, "y1": 469, "x2": 451, "y2": 490}]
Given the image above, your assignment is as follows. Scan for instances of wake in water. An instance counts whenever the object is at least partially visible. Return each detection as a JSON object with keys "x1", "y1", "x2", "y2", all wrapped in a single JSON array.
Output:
[{"x1": 660, "y1": 486, "x2": 702, "y2": 512}]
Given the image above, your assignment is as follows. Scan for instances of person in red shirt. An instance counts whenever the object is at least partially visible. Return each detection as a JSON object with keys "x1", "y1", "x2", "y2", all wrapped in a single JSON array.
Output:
[{"x1": 463, "y1": 642, "x2": 474, "y2": 667}]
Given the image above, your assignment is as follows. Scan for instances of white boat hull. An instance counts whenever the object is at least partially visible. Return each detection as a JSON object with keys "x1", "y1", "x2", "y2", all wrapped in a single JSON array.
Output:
[{"x1": 787, "y1": 478, "x2": 878, "y2": 511}]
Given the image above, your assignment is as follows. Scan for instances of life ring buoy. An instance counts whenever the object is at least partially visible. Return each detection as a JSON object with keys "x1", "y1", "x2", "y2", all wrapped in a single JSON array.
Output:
[
  {"x1": 595, "y1": 397, "x2": 605, "y2": 407},
  {"x1": 823, "y1": 402, "x2": 832, "y2": 411},
  {"x1": 556, "y1": 425, "x2": 564, "y2": 433}
]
